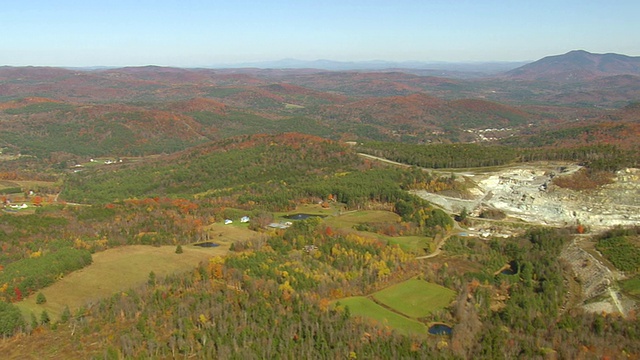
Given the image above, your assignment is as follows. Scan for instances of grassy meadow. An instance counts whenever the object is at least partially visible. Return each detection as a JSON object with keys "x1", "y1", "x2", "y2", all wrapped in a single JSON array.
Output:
[
  {"x1": 337, "y1": 296, "x2": 428, "y2": 336},
  {"x1": 16, "y1": 244, "x2": 230, "y2": 322},
  {"x1": 333, "y1": 279, "x2": 456, "y2": 336},
  {"x1": 621, "y1": 276, "x2": 640, "y2": 297},
  {"x1": 373, "y1": 279, "x2": 456, "y2": 319}
]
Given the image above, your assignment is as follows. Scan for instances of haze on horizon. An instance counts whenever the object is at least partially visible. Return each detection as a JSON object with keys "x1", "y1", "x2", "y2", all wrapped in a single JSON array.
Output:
[{"x1": 2, "y1": 0, "x2": 638, "y2": 67}]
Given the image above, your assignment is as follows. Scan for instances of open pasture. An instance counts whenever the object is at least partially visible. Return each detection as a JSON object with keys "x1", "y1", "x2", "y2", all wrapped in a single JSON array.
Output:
[
  {"x1": 372, "y1": 279, "x2": 456, "y2": 319},
  {"x1": 336, "y1": 296, "x2": 428, "y2": 336},
  {"x1": 17, "y1": 244, "x2": 229, "y2": 321},
  {"x1": 324, "y1": 209, "x2": 400, "y2": 229},
  {"x1": 384, "y1": 235, "x2": 431, "y2": 253}
]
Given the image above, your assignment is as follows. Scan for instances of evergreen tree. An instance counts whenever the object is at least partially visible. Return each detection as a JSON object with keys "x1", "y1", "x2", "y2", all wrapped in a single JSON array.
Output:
[
  {"x1": 0, "y1": 301, "x2": 25, "y2": 336},
  {"x1": 30, "y1": 313, "x2": 38, "y2": 331},
  {"x1": 40, "y1": 310, "x2": 50, "y2": 325},
  {"x1": 60, "y1": 305, "x2": 71, "y2": 323},
  {"x1": 36, "y1": 292, "x2": 47, "y2": 304},
  {"x1": 148, "y1": 271, "x2": 156, "y2": 286}
]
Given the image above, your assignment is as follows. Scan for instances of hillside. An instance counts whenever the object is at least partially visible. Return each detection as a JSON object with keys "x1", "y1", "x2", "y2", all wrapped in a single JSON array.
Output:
[
  {"x1": 0, "y1": 100, "x2": 209, "y2": 157},
  {"x1": 0, "y1": 61, "x2": 639, "y2": 160},
  {"x1": 60, "y1": 133, "x2": 361, "y2": 204},
  {"x1": 317, "y1": 94, "x2": 537, "y2": 141},
  {"x1": 505, "y1": 50, "x2": 640, "y2": 81}
]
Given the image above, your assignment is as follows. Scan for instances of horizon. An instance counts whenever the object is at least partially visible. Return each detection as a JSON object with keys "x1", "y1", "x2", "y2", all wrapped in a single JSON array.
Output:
[
  {"x1": 2, "y1": 1, "x2": 639, "y2": 67},
  {"x1": 1, "y1": 56, "x2": 533, "y2": 70},
  {"x1": 2, "y1": 50, "x2": 637, "y2": 71}
]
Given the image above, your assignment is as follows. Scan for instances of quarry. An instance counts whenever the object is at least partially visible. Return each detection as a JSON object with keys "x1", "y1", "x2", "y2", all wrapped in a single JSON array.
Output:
[
  {"x1": 413, "y1": 163, "x2": 640, "y2": 317},
  {"x1": 413, "y1": 163, "x2": 640, "y2": 229}
]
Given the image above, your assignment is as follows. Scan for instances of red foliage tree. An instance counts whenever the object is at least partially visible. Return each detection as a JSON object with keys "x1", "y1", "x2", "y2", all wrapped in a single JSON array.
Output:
[{"x1": 14, "y1": 287, "x2": 22, "y2": 301}]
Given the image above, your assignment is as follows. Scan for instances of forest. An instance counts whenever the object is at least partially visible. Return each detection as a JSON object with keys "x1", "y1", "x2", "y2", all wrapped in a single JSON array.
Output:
[
  {"x1": 1, "y1": 214, "x2": 638, "y2": 358},
  {"x1": 357, "y1": 141, "x2": 640, "y2": 171},
  {"x1": 0, "y1": 62, "x2": 639, "y2": 357},
  {"x1": 0, "y1": 133, "x2": 636, "y2": 358}
]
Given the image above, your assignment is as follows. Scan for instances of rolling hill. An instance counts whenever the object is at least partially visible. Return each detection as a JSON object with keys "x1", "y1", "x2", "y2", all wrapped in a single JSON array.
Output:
[{"x1": 1, "y1": 55, "x2": 639, "y2": 160}]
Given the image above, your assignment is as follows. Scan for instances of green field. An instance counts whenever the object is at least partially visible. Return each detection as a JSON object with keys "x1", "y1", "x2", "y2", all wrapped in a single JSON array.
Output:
[
  {"x1": 325, "y1": 210, "x2": 400, "y2": 229},
  {"x1": 373, "y1": 279, "x2": 456, "y2": 319},
  {"x1": 384, "y1": 235, "x2": 432, "y2": 252},
  {"x1": 333, "y1": 279, "x2": 456, "y2": 336},
  {"x1": 16, "y1": 244, "x2": 229, "y2": 321},
  {"x1": 275, "y1": 203, "x2": 342, "y2": 218},
  {"x1": 337, "y1": 296, "x2": 428, "y2": 336},
  {"x1": 324, "y1": 210, "x2": 430, "y2": 252}
]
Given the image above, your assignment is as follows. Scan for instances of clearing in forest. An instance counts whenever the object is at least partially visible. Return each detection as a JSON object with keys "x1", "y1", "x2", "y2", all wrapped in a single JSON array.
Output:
[
  {"x1": 337, "y1": 296, "x2": 428, "y2": 336},
  {"x1": 373, "y1": 279, "x2": 456, "y2": 319},
  {"x1": 334, "y1": 279, "x2": 455, "y2": 336},
  {"x1": 16, "y1": 243, "x2": 230, "y2": 321},
  {"x1": 325, "y1": 210, "x2": 432, "y2": 253}
]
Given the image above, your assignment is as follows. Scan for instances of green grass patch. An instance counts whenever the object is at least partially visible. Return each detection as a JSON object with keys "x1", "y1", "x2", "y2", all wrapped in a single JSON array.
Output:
[
  {"x1": 621, "y1": 276, "x2": 640, "y2": 297},
  {"x1": 273, "y1": 203, "x2": 341, "y2": 220},
  {"x1": 0, "y1": 187, "x2": 22, "y2": 194},
  {"x1": 324, "y1": 210, "x2": 400, "y2": 229},
  {"x1": 325, "y1": 210, "x2": 429, "y2": 252},
  {"x1": 373, "y1": 279, "x2": 456, "y2": 319},
  {"x1": 336, "y1": 296, "x2": 428, "y2": 336},
  {"x1": 385, "y1": 236, "x2": 430, "y2": 252}
]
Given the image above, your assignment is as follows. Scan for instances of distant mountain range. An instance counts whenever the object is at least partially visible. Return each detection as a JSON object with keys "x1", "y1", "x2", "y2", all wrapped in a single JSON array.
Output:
[
  {"x1": 213, "y1": 50, "x2": 640, "y2": 81},
  {"x1": 505, "y1": 50, "x2": 640, "y2": 81},
  {"x1": 209, "y1": 58, "x2": 529, "y2": 77}
]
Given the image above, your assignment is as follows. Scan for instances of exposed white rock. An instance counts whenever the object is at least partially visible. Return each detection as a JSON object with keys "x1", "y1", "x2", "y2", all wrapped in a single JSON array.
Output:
[{"x1": 413, "y1": 163, "x2": 640, "y2": 229}]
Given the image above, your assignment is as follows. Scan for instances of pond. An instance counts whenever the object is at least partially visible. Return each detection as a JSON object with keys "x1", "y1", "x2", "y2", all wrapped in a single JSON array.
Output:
[
  {"x1": 193, "y1": 242, "x2": 220, "y2": 248},
  {"x1": 428, "y1": 324, "x2": 452, "y2": 336},
  {"x1": 501, "y1": 260, "x2": 519, "y2": 275},
  {"x1": 283, "y1": 213, "x2": 327, "y2": 220}
]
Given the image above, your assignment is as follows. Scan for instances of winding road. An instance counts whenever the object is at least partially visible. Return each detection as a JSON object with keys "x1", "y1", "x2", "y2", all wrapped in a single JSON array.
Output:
[{"x1": 415, "y1": 221, "x2": 465, "y2": 260}]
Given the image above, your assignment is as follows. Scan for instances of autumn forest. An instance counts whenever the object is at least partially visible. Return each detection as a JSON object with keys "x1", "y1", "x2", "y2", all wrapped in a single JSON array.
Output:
[{"x1": 0, "y1": 52, "x2": 640, "y2": 359}]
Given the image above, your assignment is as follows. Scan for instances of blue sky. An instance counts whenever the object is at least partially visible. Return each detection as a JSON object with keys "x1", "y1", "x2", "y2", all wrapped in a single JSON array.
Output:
[{"x1": 2, "y1": 0, "x2": 638, "y2": 67}]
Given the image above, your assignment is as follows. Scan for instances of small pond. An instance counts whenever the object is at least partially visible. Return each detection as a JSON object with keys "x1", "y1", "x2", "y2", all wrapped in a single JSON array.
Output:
[
  {"x1": 284, "y1": 213, "x2": 327, "y2": 220},
  {"x1": 501, "y1": 260, "x2": 519, "y2": 275},
  {"x1": 428, "y1": 324, "x2": 452, "y2": 336},
  {"x1": 193, "y1": 242, "x2": 220, "y2": 248}
]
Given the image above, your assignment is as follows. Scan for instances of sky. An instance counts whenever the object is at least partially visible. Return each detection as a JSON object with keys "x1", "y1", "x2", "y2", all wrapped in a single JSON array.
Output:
[{"x1": 2, "y1": 0, "x2": 638, "y2": 67}]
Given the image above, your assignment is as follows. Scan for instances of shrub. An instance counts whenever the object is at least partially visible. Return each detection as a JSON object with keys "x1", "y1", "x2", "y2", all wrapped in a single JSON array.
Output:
[
  {"x1": 40, "y1": 310, "x2": 50, "y2": 325},
  {"x1": 60, "y1": 306, "x2": 71, "y2": 323},
  {"x1": 36, "y1": 292, "x2": 47, "y2": 304}
]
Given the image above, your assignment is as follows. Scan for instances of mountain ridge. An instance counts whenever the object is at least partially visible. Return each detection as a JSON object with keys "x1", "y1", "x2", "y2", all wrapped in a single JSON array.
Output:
[{"x1": 505, "y1": 50, "x2": 640, "y2": 81}]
